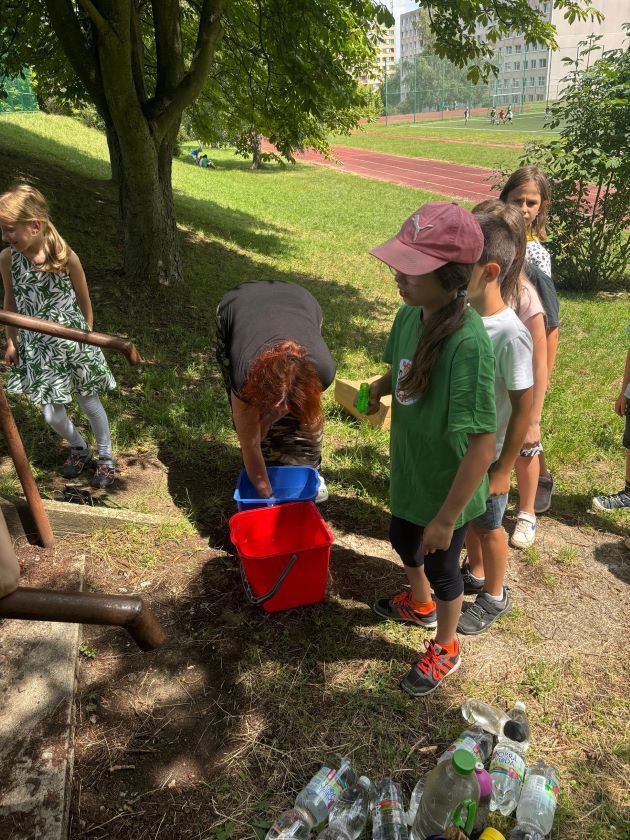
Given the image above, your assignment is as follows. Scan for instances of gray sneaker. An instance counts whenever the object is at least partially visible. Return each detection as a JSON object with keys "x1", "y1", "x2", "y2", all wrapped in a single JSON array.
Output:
[
  {"x1": 457, "y1": 589, "x2": 512, "y2": 635},
  {"x1": 461, "y1": 558, "x2": 485, "y2": 595},
  {"x1": 592, "y1": 490, "x2": 630, "y2": 511},
  {"x1": 534, "y1": 473, "x2": 554, "y2": 514},
  {"x1": 60, "y1": 446, "x2": 93, "y2": 478}
]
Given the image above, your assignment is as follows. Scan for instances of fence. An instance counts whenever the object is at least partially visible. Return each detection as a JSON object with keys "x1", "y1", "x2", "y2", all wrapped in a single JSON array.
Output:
[
  {"x1": 376, "y1": 54, "x2": 553, "y2": 121},
  {"x1": 0, "y1": 71, "x2": 38, "y2": 113}
]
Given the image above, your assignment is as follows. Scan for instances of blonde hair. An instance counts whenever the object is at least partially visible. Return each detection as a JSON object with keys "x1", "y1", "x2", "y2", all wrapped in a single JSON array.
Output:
[
  {"x1": 0, "y1": 184, "x2": 70, "y2": 272},
  {"x1": 499, "y1": 165, "x2": 551, "y2": 241},
  {"x1": 473, "y1": 198, "x2": 527, "y2": 308}
]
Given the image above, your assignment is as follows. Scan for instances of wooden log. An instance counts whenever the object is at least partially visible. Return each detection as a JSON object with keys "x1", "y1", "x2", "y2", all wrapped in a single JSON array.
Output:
[{"x1": 334, "y1": 377, "x2": 391, "y2": 430}]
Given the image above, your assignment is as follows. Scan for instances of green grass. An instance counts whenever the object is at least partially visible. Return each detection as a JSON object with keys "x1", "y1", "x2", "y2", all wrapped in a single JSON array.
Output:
[{"x1": 0, "y1": 112, "x2": 628, "y2": 840}]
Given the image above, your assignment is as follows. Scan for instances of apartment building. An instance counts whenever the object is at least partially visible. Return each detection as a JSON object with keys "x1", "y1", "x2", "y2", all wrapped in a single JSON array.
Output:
[
  {"x1": 399, "y1": 8, "x2": 425, "y2": 63},
  {"x1": 360, "y1": 24, "x2": 396, "y2": 88}
]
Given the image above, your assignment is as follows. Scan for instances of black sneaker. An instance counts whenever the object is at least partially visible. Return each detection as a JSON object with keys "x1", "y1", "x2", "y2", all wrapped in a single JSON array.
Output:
[
  {"x1": 91, "y1": 457, "x2": 116, "y2": 489},
  {"x1": 59, "y1": 446, "x2": 93, "y2": 478},
  {"x1": 457, "y1": 589, "x2": 512, "y2": 636},
  {"x1": 592, "y1": 490, "x2": 630, "y2": 511},
  {"x1": 461, "y1": 558, "x2": 485, "y2": 595},
  {"x1": 400, "y1": 638, "x2": 461, "y2": 697}
]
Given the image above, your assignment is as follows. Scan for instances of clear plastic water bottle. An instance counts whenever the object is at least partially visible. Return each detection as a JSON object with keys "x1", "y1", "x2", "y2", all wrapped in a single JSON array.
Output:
[
  {"x1": 406, "y1": 779, "x2": 424, "y2": 826},
  {"x1": 372, "y1": 778, "x2": 408, "y2": 840},
  {"x1": 317, "y1": 777, "x2": 374, "y2": 840},
  {"x1": 461, "y1": 699, "x2": 511, "y2": 737},
  {"x1": 411, "y1": 749, "x2": 480, "y2": 839},
  {"x1": 471, "y1": 762, "x2": 492, "y2": 839},
  {"x1": 266, "y1": 758, "x2": 356, "y2": 840},
  {"x1": 489, "y1": 703, "x2": 530, "y2": 817},
  {"x1": 509, "y1": 760, "x2": 559, "y2": 839},
  {"x1": 437, "y1": 726, "x2": 494, "y2": 766}
]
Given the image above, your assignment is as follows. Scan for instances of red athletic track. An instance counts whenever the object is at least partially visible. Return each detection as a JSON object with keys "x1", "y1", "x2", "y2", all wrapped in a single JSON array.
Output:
[{"x1": 276, "y1": 144, "x2": 496, "y2": 202}]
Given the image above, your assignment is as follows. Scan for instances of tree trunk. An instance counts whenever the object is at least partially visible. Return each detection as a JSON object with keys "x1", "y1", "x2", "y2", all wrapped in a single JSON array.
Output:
[
  {"x1": 105, "y1": 122, "x2": 122, "y2": 184},
  {"x1": 250, "y1": 133, "x2": 262, "y2": 170}
]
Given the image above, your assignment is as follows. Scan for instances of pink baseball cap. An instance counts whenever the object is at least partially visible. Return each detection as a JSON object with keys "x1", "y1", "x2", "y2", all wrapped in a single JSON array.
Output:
[{"x1": 370, "y1": 202, "x2": 484, "y2": 275}]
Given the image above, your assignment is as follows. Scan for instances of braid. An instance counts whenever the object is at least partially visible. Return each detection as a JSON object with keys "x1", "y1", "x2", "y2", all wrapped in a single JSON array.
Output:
[{"x1": 399, "y1": 262, "x2": 472, "y2": 398}]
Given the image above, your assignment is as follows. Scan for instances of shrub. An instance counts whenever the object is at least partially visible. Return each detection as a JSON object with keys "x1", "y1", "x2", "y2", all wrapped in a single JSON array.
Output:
[{"x1": 520, "y1": 31, "x2": 630, "y2": 291}]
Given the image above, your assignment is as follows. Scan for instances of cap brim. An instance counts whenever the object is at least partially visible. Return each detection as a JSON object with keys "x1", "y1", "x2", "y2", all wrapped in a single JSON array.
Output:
[{"x1": 370, "y1": 235, "x2": 447, "y2": 275}]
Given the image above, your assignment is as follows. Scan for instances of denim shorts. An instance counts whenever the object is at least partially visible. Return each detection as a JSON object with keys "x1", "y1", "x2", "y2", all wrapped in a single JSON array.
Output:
[{"x1": 473, "y1": 491, "x2": 509, "y2": 531}]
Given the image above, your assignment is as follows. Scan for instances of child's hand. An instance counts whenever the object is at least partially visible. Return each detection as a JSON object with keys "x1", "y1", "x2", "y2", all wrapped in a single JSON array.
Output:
[
  {"x1": 365, "y1": 382, "x2": 381, "y2": 415},
  {"x1": 422, "y1": 517, "x2": 454, "y2": 555},
  {"x1": 0, "y1": 551, "x2": 20, "y2": 598},
  {"x1": 4, "y1": 344, "x2": 18, "y2": 367},
  {"x1": 522, "y1": 422, "x2": 541, "y2": 449},
  {"x1": 614, "y1": 393, "x2": 627, "y2": 418}
]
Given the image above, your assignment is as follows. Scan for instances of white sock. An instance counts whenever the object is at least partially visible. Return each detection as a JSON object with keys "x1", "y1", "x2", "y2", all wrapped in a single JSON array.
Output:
[{"x1": 485, "y1": 589, "x2": 505, "y2": 602}]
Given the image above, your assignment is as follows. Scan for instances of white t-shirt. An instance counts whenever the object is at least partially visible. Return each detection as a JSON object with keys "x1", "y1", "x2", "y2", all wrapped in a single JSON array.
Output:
[{"x1": 482, "y1": 307, "x2": 534, "y2": 459}]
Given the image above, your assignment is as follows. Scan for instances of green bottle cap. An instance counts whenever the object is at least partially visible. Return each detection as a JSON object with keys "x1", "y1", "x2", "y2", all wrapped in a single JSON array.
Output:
[{"x1": 452, "y1": 748, "x2": 476, "y2": 775}]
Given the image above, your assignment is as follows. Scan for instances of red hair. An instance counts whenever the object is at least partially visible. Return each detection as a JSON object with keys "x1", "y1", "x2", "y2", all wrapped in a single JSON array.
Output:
[{"x1": 240, "y1": 341, "x2": 323, "y2": 430}]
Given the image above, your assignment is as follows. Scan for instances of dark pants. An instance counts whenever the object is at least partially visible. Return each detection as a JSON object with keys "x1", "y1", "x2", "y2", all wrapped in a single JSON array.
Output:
[{"x1": 389, "y1": 515, "x2": 468, "y2": 602}]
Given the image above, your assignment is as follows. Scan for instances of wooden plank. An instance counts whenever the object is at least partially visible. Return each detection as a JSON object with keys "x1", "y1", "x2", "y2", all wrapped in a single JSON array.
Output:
[{"x1": 334, "y1": 377, "x2": 391, "y2": 430}]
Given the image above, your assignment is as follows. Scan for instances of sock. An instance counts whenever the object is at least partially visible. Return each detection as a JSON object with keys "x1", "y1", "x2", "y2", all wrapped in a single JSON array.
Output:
[
  {"x1": 437, "y1": 638, "x2": 459, "y2": 656},
  {"x1": 410, "y1": 597, "x2": 435, "y2": 614},
  {"x1": 469, "y1": 571, "x2": 485, "y2": 583},
  {"x1": 484, "y1": 589, "x2": 505, "y2": 602}
]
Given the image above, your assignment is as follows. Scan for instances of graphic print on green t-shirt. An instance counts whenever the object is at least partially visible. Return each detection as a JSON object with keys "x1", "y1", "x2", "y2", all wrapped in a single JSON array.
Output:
[{"x1": 383, "y1": 305, "x2": 496, "y2": 528}]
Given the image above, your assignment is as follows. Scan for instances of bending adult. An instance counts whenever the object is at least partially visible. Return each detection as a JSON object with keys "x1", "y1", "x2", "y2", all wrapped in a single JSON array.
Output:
[{"x1": 215, "y1": 280, "x2": 336, "y2": 500}]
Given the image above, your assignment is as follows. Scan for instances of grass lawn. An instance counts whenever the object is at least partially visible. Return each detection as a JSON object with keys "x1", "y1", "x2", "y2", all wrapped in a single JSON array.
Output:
[{"x1": 0, "y1": 112, "x2": 628, "y2": 840}]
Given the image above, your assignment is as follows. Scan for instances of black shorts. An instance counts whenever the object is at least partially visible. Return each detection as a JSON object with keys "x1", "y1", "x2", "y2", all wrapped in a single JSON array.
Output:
[
  {"x1": 526, "y1": 263, "x2": 560, "y2": 330},
  {"x1": 624, "y1": 399, "x2": 630, "y2": 450}
]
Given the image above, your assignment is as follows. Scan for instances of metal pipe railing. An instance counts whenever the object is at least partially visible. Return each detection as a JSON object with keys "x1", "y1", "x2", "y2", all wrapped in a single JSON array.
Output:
[{"x1": 0, "y1": 587, "x2": 166, "y2": 651}]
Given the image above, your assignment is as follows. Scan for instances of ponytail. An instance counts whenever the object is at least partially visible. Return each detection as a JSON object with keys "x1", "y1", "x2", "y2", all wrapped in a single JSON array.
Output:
[
  {"x1": 399, "y1": 262, "x2": 472, "y2": 398},
  {"x1": 40, "y1": 220, "x2": 70, "y2": 272}
]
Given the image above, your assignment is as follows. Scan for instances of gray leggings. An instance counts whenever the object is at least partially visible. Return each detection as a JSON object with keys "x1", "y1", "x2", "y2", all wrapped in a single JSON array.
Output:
[{"x1": 42, "y1": 394, "x2": 112, "y2": 459}]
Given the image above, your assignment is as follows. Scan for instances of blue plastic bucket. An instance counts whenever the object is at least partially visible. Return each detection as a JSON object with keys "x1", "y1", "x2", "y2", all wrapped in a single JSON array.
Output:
[{"x1": 233, "y1": 465, "x2": 319, "y2": 511}]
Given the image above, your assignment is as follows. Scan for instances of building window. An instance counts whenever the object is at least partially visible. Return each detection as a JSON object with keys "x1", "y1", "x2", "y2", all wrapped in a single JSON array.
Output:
[
  {"x1": 504, "y1": 62, "x2": 511, "y2": 71},
  {"x1": 513, "y1": 79, "x2": 520, "y2": 89},
  {"x1": 514, "y1": 61, "x2": 520, "y2": 70},
  {"x1": 530, "y1": 59, "x2": 536, "y2": 68},
  {"x1": 538, "y1": 76, "x2": 546, "y2": 86},
  {"x1": 506, "y1": 46, "x2": 512, "y2": 54},
  {"x1": 540, "y1": 57, "x2": 547, "y2": 67},
  {"x1": 515, "y1": 44, "x2": 521, "y2": 54},
  {"x1": 529, "y1": 76, "x2": 535, "y2": 87}
]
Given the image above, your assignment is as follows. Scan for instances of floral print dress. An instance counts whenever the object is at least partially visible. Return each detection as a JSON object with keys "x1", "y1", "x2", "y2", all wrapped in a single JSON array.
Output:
[{"x1": 7, "y1": 250, "x2": 116, "y2": 405}]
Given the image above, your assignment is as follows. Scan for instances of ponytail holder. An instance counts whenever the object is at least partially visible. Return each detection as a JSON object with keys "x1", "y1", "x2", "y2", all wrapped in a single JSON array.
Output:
[{"x1": 457, "y1": 288, "x2": 467, "y2": 298}]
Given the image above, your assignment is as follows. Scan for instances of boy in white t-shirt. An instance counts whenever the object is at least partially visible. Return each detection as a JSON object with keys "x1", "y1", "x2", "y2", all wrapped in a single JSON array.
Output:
[{"x1": 458, "y1": 211, "x2": 534, "y2": 634}]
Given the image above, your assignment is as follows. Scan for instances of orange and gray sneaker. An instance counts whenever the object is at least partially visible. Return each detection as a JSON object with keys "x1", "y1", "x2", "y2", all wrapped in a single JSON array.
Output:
[
  {"x1": 400, "y1": 638, "x2": 461, "y2": 697},
  {"x1": 372, "y1": 591, "x2": 437, "y2": 629}
]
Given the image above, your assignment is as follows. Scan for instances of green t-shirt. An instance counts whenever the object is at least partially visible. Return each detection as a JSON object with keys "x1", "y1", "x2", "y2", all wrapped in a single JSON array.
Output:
[{"x1": 384, "y1": 305, "x2": 496, "y2": 528}]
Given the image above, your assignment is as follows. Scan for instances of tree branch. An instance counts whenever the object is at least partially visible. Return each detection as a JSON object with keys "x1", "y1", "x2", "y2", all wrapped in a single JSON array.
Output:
[
  {"x1": 153, "y1": 0, "x2": 225, "y2": 134},
  {"x1": 152, "y1": 0, "x2": 184, "y2": 99},
  {"x1": 76, "y1": 0, "x2": 111, "y2": 35}
]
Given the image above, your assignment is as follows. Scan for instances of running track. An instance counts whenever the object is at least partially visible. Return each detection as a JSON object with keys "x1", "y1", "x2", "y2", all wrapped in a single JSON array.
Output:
[{"x1": 267, "y1": 143, "x2": 496, "y2": 202}]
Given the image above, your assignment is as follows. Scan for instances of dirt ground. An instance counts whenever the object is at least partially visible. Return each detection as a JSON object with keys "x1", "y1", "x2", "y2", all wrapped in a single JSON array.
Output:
[{"x1": 10, "y1": 471, "x2": 628, "y2": 840}]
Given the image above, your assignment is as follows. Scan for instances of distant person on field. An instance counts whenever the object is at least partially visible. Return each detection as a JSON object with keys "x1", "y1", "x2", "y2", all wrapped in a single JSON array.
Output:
[
  {"x1": 0, "y1": 185, "x2": 117, "y2": 488},
  {"x1": 215, "y1": 280, "x2": 336, "y2": 502},
  {"x1": 592, "y1": 325, "x2": 630, "y2": 512},
  {"x1": 506, "y1": 105, "x2": 513, "y2": 124},
  {"x1": 365, "y1": 203, "x2": 496, "y2": 697},
  {"x1": 498, "y1": 108, "x2": 505, "y2": 124},
  {"x1": 199, "y1": 154, "x2": 216, "y2": 170},
  {"x1": 500, "y1": 166, "x2": 558, "y2": 548},
  {"x1": 464, "y1": 106, "x2": 470, "y2": 124},
  {"x1": 490, "y1": 107, "x2": 497, "y2": 124},
  {"x1": 191, "y1": 146, "x2": 202, "y2": 164}
]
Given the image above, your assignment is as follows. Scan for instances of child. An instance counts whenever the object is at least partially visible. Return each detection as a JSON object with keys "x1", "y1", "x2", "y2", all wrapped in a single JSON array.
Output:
[
  {"x1": 592, "y1": 325, "x2": 630, "y2": 511},
  {"x1": 490, "y1": 107, "x2": 497, "y2": 124},
  {"x1": 457, "y1": 209, "x2": 533, "y2": 635},
  {"x1": 464, "y1": 106, "x2": 470, "y2": 125},
  {"x1": 506, "y1": 105, "x2": 513, "y2": 124},
  {"x1": 498, "y1": 108, "x2": 505, "y2": 124},
  {"x1": 366, "y1": 202, "x2": 496, "y2": 696},
  {"x1": 0, "y1": 185, "x2": 117, "y2": 488},
  {"x1": 500, "y1": 165, "x2": 558, "y2": 546}
]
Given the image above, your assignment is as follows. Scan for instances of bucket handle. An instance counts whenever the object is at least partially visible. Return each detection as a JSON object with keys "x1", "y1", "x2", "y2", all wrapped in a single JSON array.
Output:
[{"x1": 240, "y1": 553, "x2": 299, "y2": 606}]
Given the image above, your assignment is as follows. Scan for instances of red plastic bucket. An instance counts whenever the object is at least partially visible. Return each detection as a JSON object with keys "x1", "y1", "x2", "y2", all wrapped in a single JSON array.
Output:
[{"x1": 229, "y1": 501, "x2": 334, "y2": 612}]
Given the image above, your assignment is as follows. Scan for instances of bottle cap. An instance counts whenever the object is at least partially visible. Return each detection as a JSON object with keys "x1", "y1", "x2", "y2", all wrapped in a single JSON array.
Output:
[
  {"x1": 452, "y1": 748, "x2": 476, "y2": 775},
  {"x1": 514, "y1": 701, "x2": 526, "y2": 711},
  {"x1": 478, "y1": 829, "x2": 506, "y2": 840},
  {"x1": 504, "y1": 720, "x2": 527, "y2": 742}
]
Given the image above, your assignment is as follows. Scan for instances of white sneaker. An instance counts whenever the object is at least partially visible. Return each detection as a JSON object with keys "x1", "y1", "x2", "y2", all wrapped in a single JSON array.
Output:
[
  {"x1": 315, "y1": 474, "x2": 329, "y2": 504},
  {"x1": 510, "y1": 511, "x2": 537, "y2": 549}
]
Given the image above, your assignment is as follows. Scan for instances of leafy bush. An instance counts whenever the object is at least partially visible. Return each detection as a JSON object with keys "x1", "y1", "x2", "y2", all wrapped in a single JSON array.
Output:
[{"x1": 520, "y1": 30, "x2": 629, "y2": 291}]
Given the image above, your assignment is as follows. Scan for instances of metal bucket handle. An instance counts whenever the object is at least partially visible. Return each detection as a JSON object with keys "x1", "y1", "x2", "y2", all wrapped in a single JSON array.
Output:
[{"x1": 239, "y1": 553, "x2": 299, "y2": 606}]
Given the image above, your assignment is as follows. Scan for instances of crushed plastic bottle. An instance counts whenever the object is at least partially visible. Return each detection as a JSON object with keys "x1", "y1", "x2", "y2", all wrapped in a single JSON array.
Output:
[
  {"x1": 437, "y1": 727, "x2": 494, "y2": 767},
  {"x1": 509, "y1": 760, "x2": 559, "y2": 839},
  {"x1": 461, "y1": 699, "x2": 512, "y2": 738},
  {"x1": 317, "y1": 777, "x2": 374, "y2": 840},
  {"x1": 411, "y1": 749, "x2": 480, "y2": 839},
  {"x1": 406, "y1": 779, "x2": 424, "y2": 826},
  {"x1": 372, "y1": 778, "x2": 408, "y2": 840},
  {"x1": 356, "y1": 383, "x2": 370, "y2": 414},
  {"x1": 471, "y1": 762, "x2": 492, "y2": 839},
  {"x1": 489, "y1": 703, "x2": 530, "y2": 817},
  {"x1": 266, "y1": 758, "x2": 356, "y2": 840}
]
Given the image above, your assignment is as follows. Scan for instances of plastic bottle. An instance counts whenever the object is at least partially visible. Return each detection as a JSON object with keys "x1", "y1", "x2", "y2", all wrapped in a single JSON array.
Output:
[
  {"x1": 471, "y1": 762, "x2": 492, "y2": 839},
  {"x1": 509, "y1": 760, "x2": 559, "y2": 839},
  {"x1": 317, "y1": 777, "x2": 374, "y2": 840},
  {"x1": 479, "y1": 830, "x2": 506, "y2": 840},
  {"x1": 437, "y1": 726, "x2": 494, "y2": 766},
  {"x1": 372, "y1": 778, "x2": 408, "y2": 840},
  {"x1": 489, "y1": 703, "x2": 530, "y2": 817},
  {"x1": 406, "y1": 779, "x2": 424, "y2": 826},
  {"x1": 411, "y1": 749, "x2": 480, "y2": 839},
  {"x1": 266, "y1": 758, "x2": 356, "y2": 840},
  {"x1": 461, "y1": 699, "x2": 512, "y2": 737},
  {"x1": 356, "y1": 383, "x2": 370, "y2": 414}
]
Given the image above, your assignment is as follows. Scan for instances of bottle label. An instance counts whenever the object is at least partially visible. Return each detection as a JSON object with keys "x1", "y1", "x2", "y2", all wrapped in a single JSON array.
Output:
[
  {"x1": 442, "y1": 733, "x2": 490, "y2": 763},
  {"x1": 377, "y1": 799, "x2": 404, "y2": 825},
  {"x1": 527, "y1": 775, "x2": 559, "y2": 805},
  {"x1": 489, "y1": 748, "x2": 525, "y2": 783},
  {"x1": 308, "y1": 766, "x2": 348, "y2": 811}
]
